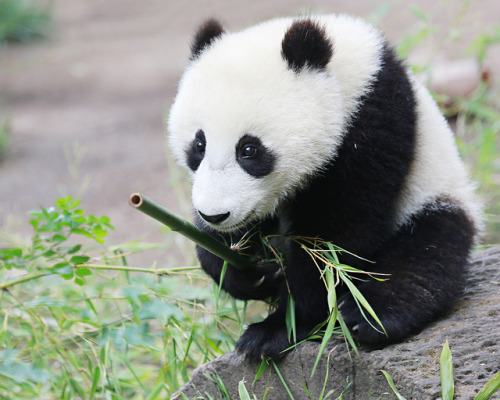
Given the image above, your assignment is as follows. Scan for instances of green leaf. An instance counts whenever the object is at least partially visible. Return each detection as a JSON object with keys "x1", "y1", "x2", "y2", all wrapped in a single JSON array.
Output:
[
  {"x1": 0, "y1": 248, "x2": 23, "y2": 259},
  {"x1": 474, "y1": 370, "x2": 500, "y2": 400},
  {"x1": 88, "y1": 365, "x2": 100, "y2": 400},
  {"x1": 52, "y1": 234, "x2": 67, "y2": 243},
  {"x1": 325, "y1": 267, "x2": 336, "y2": 312},
  {"x1": 253, "y1": 359, "x2": 268, "y2": 384},
  {"x1": 339, "y1": 271, "x2": 386, "y2": 335},
  {"x1": 311, "y1": 310, "x2": 336, "y2": 379},
  {"x1": 75, "y1": 267, "x2": 92, "y2": 277},
  {"x1": 238, "y1": 380, "x2": 252, "y2": 400},
  {"x1": 74, "y1": 277, "x2": 85, "y2": 286},
  {"x1": 51, "y1": 262, "x2": 71, "y2": 274},
  {"x1": 440, "y1": 341, "x2": 454, "y2": 400},
  {"x1": 285, "y1": 295, "x2": 296, "y2": 344},
  {"x1": 337, "y1": 313, "x2": 358, "y2": 355},
  {"x1": 272, "y1": 361, "x2": 294, "y2": 400},
  {"x1": 381, "y1": 370, "x2": 407, "y2": 400},
  {"x1": 70, "y1": 255, "x2": 90, "y2": 265},
  {"x1": 67, "y1": 244, "x2": 82, "y2": 254}
]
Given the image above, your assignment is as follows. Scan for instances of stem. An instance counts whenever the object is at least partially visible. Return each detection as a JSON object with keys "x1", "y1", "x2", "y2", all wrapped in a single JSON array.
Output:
[
  {"x1": 129, "y1": 193, "x2": 256, "y2": 271},
  {"x1": 0, "y1": 271, "x2": 51, "y2": 291},
  {"x1": 78, "y1": 264, "x2": 200, "y2": 275}
]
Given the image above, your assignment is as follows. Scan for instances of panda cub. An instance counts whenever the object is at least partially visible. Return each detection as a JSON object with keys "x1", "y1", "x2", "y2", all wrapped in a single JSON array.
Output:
[{"x1": 168, "y1": 14, "x2": 482, "y2": 360}]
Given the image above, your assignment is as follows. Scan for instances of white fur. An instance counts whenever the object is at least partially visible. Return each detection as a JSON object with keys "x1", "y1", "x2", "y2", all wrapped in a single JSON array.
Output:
[
  {"x1": 394, "y1": 76, "x2": 483, "y2": 235},
  {"x1": 168, "y1": 15, "x2": 384, "y2": 230}
]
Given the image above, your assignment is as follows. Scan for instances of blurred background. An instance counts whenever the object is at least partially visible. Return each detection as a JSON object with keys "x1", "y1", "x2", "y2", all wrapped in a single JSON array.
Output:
[{"x1": 0, "y1": 0, "x2": 499, "y2": 258}]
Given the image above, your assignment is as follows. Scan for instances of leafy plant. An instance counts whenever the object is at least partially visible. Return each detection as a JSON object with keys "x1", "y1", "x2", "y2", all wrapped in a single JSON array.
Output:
[
  {"x1": 0, "y1": 196, "x2": 249, "y2": 398},
  {"x1": 1, "y1": 196, "x2": 113, "y2": 287}
]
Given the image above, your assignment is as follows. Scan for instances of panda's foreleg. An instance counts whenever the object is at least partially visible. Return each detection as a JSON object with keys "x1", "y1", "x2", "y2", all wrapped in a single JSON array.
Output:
[
  {"x1": 194, "y1": 216, "x2": 284, "y2": 301},
  {"x1": 197, "y1": 242, "x2": 285, "y2": 300},
  {"x1": 338, "y1": 202, "x2": 475, "y2": 343},
  {"x1": 236, "y1": 241, "x2": 329, "y2": 360}
]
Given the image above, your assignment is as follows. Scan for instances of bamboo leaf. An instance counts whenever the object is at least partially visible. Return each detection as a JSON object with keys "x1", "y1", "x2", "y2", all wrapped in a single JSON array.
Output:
[
  {"x1": 311, "y1": 309, "x2": 336, "y2": 378},
  {"x1": 286, "y1": 295, "x2": 296, "y2": 344},
  {"x1": 440, "y1": 340, "x2": 454, "y2": 400},
  {"x1": 325, "y1": 267, "x2": 336, "y2": 312},
  {"x1": 337, "y1": 313, "x2": 358, "y2": 355},
  {"x1": 339, "y1": 271, "x2": 385, "y2": 335}
]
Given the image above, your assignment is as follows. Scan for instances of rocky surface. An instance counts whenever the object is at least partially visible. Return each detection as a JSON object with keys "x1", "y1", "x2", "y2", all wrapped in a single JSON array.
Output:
[{"x1": 174, "y1": 247, "x2": 500, "y2": 399}]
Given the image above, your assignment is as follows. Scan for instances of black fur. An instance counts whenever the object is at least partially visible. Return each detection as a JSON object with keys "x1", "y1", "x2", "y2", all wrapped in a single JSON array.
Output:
[
  {"x1": 281, "y1": 19, "x2": 333, "y2": 72},
  {"x1": 191, "y1": 19, "x2": 225, "y2": 60},
  {"x1": 193, "y1": 43, "x2": 476, "y2": 360},
  {"x1": 236, "y1": 134, "x2": 276, "y2": 178},
  {"x1": 338, "y1": 199, "x2": 474, "y2": 343}
]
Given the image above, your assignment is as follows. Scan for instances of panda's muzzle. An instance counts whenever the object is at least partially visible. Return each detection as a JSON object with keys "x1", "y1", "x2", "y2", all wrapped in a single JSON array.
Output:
[{"x1": 198, "y1": 210, "x2": 230, "y2": 224}]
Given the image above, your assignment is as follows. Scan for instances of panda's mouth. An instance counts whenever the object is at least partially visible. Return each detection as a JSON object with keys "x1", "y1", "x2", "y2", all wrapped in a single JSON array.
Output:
[{"x1": 212, "y1": 209, "x2": 257, "y2": 233}]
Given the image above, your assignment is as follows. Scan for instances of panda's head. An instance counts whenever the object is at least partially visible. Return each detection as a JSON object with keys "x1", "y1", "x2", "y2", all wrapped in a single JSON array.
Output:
[{"x1": 168, "y1": 18, "x2": 347, "y2": 232}]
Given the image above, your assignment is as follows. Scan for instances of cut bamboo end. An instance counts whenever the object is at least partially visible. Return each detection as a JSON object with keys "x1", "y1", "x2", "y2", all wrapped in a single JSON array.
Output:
[{"x1": 129, "y1": 193, "x2": 143, "y2": 208}]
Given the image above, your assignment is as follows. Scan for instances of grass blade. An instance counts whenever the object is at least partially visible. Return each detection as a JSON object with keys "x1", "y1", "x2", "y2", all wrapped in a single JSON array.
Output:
[
  {"x1": 145, "y1": 383, "x2": 166, "y2": 400},
  {"x1": 272, "y1": 361, "x2": 294, "y2": 399},
  {"x1": 254, "y1": 359, "x2": 268, "y2": 384},
  {"x1": 381, "y1": 370, "x2": 407, "y2": 400},
  {"x1": 440, "y1": 340, "x2": 454, "y2": 400},
  {"x1": 474, "y1": 370, "x2": 500, "y2": 400},
  {"x1": 238, "y1": 380, "x2": 252, "y2": 400},
  {"x1": 88, "y1": 365, "x2": 100, "y2": 400}
]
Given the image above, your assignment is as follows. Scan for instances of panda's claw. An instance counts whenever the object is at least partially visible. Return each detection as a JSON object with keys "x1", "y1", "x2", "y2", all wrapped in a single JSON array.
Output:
[
  {"x1": 273, "y1": 268, "x2": 284, "y2": 279},
  {"x1": 253, "y1": 275, "x2": 265, "y2": 287}
]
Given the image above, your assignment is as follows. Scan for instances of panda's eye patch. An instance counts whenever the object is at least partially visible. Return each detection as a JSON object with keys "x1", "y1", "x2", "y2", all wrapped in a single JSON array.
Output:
[
  {"x1": 186, "y1": 129, "x2": 206, "y2": 171},
  {"x1": 236, "y1": 134, "x2": 276, "y2": 178}
]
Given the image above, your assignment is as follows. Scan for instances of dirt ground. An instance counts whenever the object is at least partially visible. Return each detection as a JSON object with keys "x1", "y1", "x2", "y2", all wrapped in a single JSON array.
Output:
[{"x1": 0, "y1": 0, "x2": 499, "y2": 264}]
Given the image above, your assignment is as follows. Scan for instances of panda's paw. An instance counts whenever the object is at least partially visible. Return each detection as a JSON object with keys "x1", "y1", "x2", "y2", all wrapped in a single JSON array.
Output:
[
  {"x1": 226, "y1": 262, "x2": 284, "y2": 300},
  {"x1": 235, "y1": 319, "x2": 291, "y2": 361}
]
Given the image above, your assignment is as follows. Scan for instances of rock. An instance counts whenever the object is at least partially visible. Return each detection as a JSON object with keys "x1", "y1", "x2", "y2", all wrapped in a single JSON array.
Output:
[
  {"x1": 173, "y1": 247, "x2": 500, "y2": 399},
  {"x1": 425, "y1": 58, "x2": 483, "y2": 98}
]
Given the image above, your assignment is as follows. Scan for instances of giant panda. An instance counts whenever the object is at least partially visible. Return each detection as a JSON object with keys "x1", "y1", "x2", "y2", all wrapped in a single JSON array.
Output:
[{"x1": 167, "y1": 14, "x2": 482, "y2": 361}]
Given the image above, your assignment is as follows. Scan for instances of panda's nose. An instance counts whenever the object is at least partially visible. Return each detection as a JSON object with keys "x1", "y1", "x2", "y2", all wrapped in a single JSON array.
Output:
[{"x1": 198, "y1": 210, "x2": 230, "y2": 224}]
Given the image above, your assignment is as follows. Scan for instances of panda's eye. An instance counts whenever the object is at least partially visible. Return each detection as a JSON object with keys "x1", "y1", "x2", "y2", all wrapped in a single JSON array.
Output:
[
  {"x1": 241, "y1": 145, "x2": 257, "y2": 158},
  {"x1": 195, "y1": 138, "x2": 205, "y2": 154}
]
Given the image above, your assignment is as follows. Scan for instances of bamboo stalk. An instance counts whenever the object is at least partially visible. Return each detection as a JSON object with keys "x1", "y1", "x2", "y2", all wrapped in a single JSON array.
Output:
[{"x1": 129, "y1": 193, "x2": 255, "y2": 271}]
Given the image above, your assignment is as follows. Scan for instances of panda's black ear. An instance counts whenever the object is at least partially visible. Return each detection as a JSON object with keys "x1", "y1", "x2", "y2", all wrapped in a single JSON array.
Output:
[
  {"x1": 281, "y1": 19, "x2": 333, "y2": 72},
  {"x1": 190, "y1": 19, "x2": 225, "y2": 60}
]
